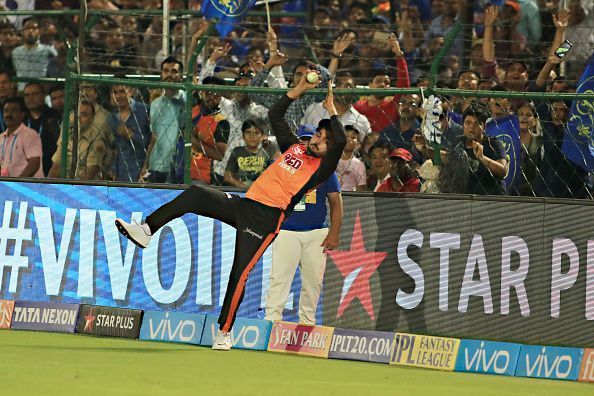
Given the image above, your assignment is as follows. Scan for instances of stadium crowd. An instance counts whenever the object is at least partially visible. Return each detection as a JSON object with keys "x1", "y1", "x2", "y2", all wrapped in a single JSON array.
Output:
[{"x1": 0, "y1": 0, "x2": 592, "y2": 198}]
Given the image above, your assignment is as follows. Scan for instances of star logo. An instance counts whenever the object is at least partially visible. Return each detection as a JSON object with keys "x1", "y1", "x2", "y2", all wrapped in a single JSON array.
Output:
[
  {"x1": 84, "y1": 311, "x2": 96, "y2": 332},
  {"x1": 327, "y1": 211, "x2": 387, "y2": 321}
]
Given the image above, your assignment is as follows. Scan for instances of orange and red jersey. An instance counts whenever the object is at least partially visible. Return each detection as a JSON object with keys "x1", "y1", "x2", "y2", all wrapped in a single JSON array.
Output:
[{"x1": 246, "y1": 95, "x2": 346, "y2": 214}]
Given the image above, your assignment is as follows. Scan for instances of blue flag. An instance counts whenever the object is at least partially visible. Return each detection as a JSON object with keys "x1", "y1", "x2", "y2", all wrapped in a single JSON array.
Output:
[
  {"x1": 561, "y1": 52, "x2": 594, "y2": 172},
  {"x1": 485, "y1": 114, "x2": 521, "y2": 193},
  {"x1": 202, "y1": 0, "x2": 257, "y2": 38}
]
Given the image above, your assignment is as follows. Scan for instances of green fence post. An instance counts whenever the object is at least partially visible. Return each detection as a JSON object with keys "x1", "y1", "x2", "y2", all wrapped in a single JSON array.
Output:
[
  {"x1": 60, "y1": 44, "x2": 76, "y2": 179},
  {"x1": 427, "y1": 19, "x2": 463, "y2": 165},
  {"x1": 183, "y1": 22, "x2": 216, "y2": 185}
]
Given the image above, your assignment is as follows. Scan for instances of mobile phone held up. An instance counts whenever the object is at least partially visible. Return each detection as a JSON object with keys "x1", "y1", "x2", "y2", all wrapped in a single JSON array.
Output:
[
  {"x1": 372, "y1": 31, "x2": 391, "y2": 47},
  {"x1": 555, "y1": 40, "x2": 573, "y2": 59}
]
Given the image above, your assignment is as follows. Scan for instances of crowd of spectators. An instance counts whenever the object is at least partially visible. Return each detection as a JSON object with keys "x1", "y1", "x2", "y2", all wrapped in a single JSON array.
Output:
[{"x1": 0, "y1": 0, "x2": 592, "y2": 199}]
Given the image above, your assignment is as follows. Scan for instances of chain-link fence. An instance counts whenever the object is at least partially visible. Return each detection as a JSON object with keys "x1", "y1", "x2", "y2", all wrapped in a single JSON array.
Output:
[{"x1": 0, "y1": 3, "x2": 592, "y2": 199}]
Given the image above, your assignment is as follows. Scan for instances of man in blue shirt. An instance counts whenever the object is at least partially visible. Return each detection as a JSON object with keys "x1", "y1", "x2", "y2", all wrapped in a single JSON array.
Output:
[
  {"x1": 265, "y1": 124, "x2": 343, "y2": 325},
  {"x1": 109, "y1": 82, "x2": 151, "y2": 182},
  {"x1": 141, "y1": 56, "x2": 185, "y2": 183}
]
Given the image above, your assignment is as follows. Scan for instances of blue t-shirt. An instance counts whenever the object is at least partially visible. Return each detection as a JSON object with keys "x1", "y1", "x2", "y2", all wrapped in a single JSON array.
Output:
[{"x1": 281, "y1": 173, "x2": 340, "y2": 231}]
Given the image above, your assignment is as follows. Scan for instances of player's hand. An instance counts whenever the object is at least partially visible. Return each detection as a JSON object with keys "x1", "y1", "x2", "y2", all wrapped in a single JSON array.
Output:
[{"x1": 321, "y1": 232, "x2": 339, "y2": 251}]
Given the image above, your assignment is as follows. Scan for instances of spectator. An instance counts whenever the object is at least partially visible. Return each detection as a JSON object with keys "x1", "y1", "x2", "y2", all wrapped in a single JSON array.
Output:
[
  {"x1": 108, "y1": 82, "x2": 150, "y2": 182},
  {"x1": 48, "y1": 84, "x2": 64, "y2": 117},
  {"x1": 49, "y1": 100, "x2": 109, "y2": 180},
  {"x1": 92, "y1": 20, "x2": 133, "y2": 73},
  {"x1": 141, "y1": 56, "x2": 185, "y2": 183},
  {"x1": 204, "y1": 66, "x2": 271, "y2": 184},
  {"x1": 360, "y1": 131, "x2": 379, "y2": 169},
  {"x1": 0, "y1": 71, "x2": 16, "y2": 131},
  {"x1": 310, "y1": 7, "x2": 336, "y2": 60},
  {"x1": 12, "y1": 18, "x2": 57, "y2": 90},
  {"x1": 336, "y1": 124, "x2": 367, "y2": 191},
  {"x1": 487, "y1": 84, "x2": 513, "y2": 121},
  {"x1": 301, "y1": 73, "x2": 372, "y2": 136},
  {"x1": 414, "y1": 104, "x2": 508, "y2": 195},
  {"x1": 347, "y1": 2, "x2": 372, "y2": 25},
  {"x1": 423, "y1": 0, "x2": 463, "y2": 58},
  {"x1": 249, "y1": 32, "x2": 354, "y2": 129},
  {"x1": 79, "y1": 81, "x2": 114, "y2": 179},
  {"x1": 353, "y1": 33, "x2": 410, "y2": 133},
  {"x1": 189, "y1": 76, "x2": 230, "y2": 185},
  {"x1": 23, "y1": 82, "x2": 60, "y2": 176},
  {"x1": 565, "y1": 0, "x2": 594, "y2": 76},
  {"x1": 0, "y1": 22, "x2": 19, "y2": 74},
  {"x1": 449, "y1": 70, "x2": 481, "y2": 123},
  {"x1": 378, "y1": 93, "x2": 422, "y2": 158},
  {"x1": 376, "y1": 148, "x2": 421, "y2": 192},
  {"x1": 224, "y1": 118, "x2": 276, "y2": 188},
  {"x1": 482, "y1": 6, "x2": 570, "y2": 99},
  {"x1": 513, "y1": 101, "x2": 543, "y2": 196},
  {"x1": 0, "y1": 96, "x2": 43, "y2": 178},
  {"x1": 533, "y1": 99, "x2": 588, "y2": 198},
  {"x1": 516, "y1": 0, "x2": 543, "y2": 47},
  {"x1": 397, "y1": 7, "x2": 425, "y2": 82},
  {"x1": 366, "y1": 140, "x2": 393, "y2": 191},
  {"x1": 46, "y1": 39, "x2": 67, "y2": 78}
]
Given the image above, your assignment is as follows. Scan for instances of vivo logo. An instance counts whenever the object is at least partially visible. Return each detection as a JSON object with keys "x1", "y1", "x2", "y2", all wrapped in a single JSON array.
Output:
[
  {"x1": 209, "y1": 324, "x2": 260, "y2": 347},
  {"x1": 148, "y1": 312, "x2": 198, "y2": 342},
  {"x1": 464, "y1": 342, "x2": 510, "y2": 374},
  {"x1": 525, "y1": 347, "x2": 573, "y2": 379}
]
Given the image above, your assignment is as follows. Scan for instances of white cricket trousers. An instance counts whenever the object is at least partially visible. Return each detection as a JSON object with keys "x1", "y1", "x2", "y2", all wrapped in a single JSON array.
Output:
[{"x1": 265, "y1": 228, "x2": 328, "y2": 325}]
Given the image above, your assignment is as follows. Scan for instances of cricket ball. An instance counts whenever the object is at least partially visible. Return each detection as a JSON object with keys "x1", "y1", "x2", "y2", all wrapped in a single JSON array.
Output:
[{"x1": 306, "y1": 72, "x2": 319, "y2": 84}]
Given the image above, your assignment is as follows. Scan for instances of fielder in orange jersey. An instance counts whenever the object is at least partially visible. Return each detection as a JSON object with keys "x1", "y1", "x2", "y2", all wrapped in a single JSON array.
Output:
[{"x1": 115, "y1": 71, "x2": 346, "y2": 351}]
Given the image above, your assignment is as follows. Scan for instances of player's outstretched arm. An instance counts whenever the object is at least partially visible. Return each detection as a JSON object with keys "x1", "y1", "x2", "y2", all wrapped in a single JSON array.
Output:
[{"x1": 269, "y1": 69, "x2": 321, "y2": 151}]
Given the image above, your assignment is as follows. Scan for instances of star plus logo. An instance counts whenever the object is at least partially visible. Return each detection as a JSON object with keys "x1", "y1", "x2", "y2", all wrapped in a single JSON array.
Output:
[
  {"x1": 84, "y1": 311, "x2": 96, "y2": 332},
  {"x1": 327, "y1": 211, "x2": 387, "y2": 321}
]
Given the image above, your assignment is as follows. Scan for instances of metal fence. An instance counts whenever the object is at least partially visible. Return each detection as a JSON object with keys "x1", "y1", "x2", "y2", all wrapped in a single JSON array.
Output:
[{"x1": 1, "y1": 6, "x2": 593, "y2": 199}]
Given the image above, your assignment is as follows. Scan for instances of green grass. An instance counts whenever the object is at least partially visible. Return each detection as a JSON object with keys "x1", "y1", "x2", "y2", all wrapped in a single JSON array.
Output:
[{"x1": 0, "y1": 331, "x2": 591, "y2": 396}]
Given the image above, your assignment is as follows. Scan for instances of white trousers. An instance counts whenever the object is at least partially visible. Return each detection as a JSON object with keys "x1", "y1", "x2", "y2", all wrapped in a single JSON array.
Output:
[{"x1": 265, "y1": 228, "x2": 328, "y2": 325}]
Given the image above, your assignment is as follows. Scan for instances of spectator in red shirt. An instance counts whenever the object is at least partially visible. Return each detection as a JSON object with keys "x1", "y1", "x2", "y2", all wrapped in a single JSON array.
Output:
[
  {"x1": 376, "y1": 148, "x2": 421, "y2": 193},
  {"x1": 353, "y1": 33, "x2": 410, "y2": 133}
]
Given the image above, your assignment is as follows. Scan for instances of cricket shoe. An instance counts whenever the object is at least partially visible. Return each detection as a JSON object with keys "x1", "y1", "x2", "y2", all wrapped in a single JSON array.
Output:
[
  {"x1": 212, "y1": 330, "x2": 232, "y2": 351},
  {"x1": 115, "y1": 218, "x2": 151, "y2": 248}
]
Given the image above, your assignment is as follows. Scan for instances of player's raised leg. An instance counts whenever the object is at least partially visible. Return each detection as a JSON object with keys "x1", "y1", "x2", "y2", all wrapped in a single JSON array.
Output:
[{"x1": 115, "y1": 185, "x2": 238, "y2": 248}]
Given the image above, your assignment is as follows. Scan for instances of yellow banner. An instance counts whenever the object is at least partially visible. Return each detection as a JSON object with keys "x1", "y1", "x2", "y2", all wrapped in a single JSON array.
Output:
[{"x1": 390, "y1": 333, "x2": 460, "y2": 371}]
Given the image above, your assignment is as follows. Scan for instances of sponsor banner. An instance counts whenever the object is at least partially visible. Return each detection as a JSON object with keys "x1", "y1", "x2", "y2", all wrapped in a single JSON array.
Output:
[
  {"x1": 4, "y1": 180, "x2": 594, "y2": 346},
  {"x1": 267, "y1": 321, "x2": 334, "y2": 358},
  {"x1": 328, "y1": 328, "x2": 396, "y2": 363},
  {"x1": 454, "y1": 340, "x2": 521, "y2": 376},
  {"x1": 139, "y1": 311, "x2": 205, "y2": 345},
  {"x1": 515, "y1": 345, "x2": 583, "y2": 381},
  {"x1": 76, "y1": 304, "x2": 142, "y2": 339},
  {"x1": 200, "y1": 316, "x2": 272, "y2": 350},
  {"x1": 390, "y1": 333, "x2": 460, "y2": 371},
  {"x1": 0, "y1": 300, "x2": 15, "y2": 329},
  {"x1": 0, "y1": 181, "x2": 312, "y2": 325},
  {"x1": 322, "y1": 198, "x2": 594, "y2": 348},
  {"x1": 10, "y1": 301, "x2": 79, "y2": 333},
  {"x1": 578, "y1": 348, "x2": 594, "y2": 383}
]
